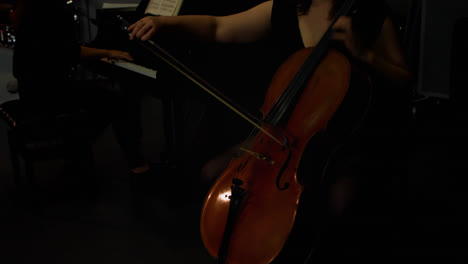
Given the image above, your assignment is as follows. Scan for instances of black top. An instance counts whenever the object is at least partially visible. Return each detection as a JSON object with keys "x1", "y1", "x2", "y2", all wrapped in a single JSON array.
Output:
[
  {"x1": 270, "y1": 0, "x2": 389, "y2": 64},
  {"x1": 267, "y1": 0, "x2": 395, "y2": 188},
  {"x1": 268, "y1": 0, "x2": 393, "y2": 150}
]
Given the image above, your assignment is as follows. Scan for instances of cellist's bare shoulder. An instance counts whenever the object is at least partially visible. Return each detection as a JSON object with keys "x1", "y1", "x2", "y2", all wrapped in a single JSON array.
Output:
[{"x1": 215, "y1": 0, "x2": 273, "y2": 43}]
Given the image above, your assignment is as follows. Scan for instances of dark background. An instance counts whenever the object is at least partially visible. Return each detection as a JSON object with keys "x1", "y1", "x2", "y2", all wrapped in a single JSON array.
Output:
[{"x1": 0, "y1": 0, "x2": 467, "y2": 263}]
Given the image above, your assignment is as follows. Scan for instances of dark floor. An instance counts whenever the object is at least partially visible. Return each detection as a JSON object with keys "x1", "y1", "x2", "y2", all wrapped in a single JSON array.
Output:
[
  {"x1": 0, "y1": 96, "x2": 214, "y2": 264},
  {"x1": 0, "y1": 96, "x2": 467, "y2": 263}
]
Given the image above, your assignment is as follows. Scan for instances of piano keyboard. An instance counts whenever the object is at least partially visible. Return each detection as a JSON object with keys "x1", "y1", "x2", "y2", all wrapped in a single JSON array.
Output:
[{"x1": 100, "y1": 58, "x2": 157, "y2": 79}]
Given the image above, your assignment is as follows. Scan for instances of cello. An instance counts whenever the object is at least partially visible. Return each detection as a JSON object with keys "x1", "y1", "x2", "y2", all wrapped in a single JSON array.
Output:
[
  {"x1": 121, "y1": 0, "x2": 372, "y2": 262},
  {"x1": 199, "y1": 0, "x2": 373, "y2": 263}
]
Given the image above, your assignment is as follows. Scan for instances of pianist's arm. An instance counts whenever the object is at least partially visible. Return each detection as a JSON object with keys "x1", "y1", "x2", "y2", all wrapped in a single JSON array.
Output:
[{"x1": 80, "y1": 46, "x2": 133, "y2": 61}]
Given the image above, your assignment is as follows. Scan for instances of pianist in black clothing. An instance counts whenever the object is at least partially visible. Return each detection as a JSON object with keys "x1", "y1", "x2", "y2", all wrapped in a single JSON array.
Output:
[{"x1": 12, "y1": 0, "x2": 151, "y2": 175}]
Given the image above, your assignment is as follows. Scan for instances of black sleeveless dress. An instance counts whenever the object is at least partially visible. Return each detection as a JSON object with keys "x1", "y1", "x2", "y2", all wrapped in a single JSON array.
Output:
[
  {"x1": 268, "y1": 0, "x2": 390, "y2": 186},
  {"x1": 267, "y1": 1, "x2": 393, "y2": 263}
]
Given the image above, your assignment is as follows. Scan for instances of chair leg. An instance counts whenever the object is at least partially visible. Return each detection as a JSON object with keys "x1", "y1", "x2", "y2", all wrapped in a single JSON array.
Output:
[
  {"x1": 24, "y1": 156, "x2": 35, "y2": 187},
  {"x1": 78, "y1": 143, "x2": 96, "y2": 183},
  {"x1": 85, "y1": 144, "x2": 96, "y2": 176},
  {"x1": 7, "y1": 131, "x2": 21, "y2": 188}
]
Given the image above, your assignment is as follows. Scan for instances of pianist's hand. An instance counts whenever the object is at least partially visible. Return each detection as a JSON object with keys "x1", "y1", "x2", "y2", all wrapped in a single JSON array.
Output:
[
  {"x1": 106, "y1": 50, "x2": 134, "y2": 61},
  {"x1": 128, "y1": 16, "x2": 161, "y2": 41},
  {"x1": 80, "y1": 46, "x2": 133, "y2": 61}
]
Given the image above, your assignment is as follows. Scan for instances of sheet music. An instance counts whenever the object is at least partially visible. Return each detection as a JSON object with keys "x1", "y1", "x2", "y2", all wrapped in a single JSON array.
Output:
[{"x1": 145, "y1": 0, "x2": 183, "y2": 16}]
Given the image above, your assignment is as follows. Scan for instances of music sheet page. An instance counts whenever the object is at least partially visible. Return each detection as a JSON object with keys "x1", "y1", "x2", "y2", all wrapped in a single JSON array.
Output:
[{"x1": 145, "y1": 0, "x2": 183, "y2": 16}]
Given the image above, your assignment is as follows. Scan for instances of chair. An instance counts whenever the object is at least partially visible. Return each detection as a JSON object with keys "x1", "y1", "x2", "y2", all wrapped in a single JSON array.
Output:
[{"x1": 0, "y1": 99, "x2": 96, "y2": 189}]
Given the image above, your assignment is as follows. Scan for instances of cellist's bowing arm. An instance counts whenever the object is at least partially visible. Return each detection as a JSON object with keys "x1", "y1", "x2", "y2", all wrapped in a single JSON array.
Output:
[
  {"x1": 332, "y1": 16, "x2": 413, "y2": 87},
  {"x1": 215, "y1": 0, "x2": 273, "y2": 43},
  {"x1": 128, "y1": 0, "x2": 273, "y2": 44}
]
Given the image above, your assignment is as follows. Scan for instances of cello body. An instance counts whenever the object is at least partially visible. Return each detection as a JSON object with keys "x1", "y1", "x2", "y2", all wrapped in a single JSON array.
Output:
[{"x1": 200, "y1": 47, "x2": 372, "y2": 264}]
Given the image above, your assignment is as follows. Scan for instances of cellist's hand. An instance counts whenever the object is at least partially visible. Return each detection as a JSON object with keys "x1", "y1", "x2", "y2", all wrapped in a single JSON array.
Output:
[
  {"x1": 332, "y1": 16, "x2": 374, "y2": 64},
  {"x1": 128, "y1": 16, "x2": 162, "y2": 41}
]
